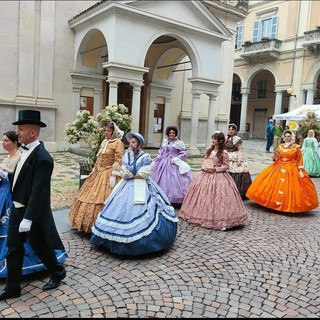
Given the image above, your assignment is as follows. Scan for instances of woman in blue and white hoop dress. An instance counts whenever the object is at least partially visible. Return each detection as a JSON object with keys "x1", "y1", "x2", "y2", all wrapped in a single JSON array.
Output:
[{"x1": 90, "y1": 132, "x2": 178, "y2": 256}]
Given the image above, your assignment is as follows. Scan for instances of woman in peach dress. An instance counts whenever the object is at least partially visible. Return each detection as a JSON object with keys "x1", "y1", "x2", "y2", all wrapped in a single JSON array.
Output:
[
  {"x1": 246, "y1": 130, "x2": 318, "y2": 213},
  {"x1": 179, "y1": 131, "x2": 248, "y2": 230},
  {"x1": 69, "y1": 122, "x2": 125, "y2": 233}
]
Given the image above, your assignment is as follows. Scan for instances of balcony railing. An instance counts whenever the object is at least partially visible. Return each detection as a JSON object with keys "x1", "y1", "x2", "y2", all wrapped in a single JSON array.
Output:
[
  {"x1": 240, "y1": 39, "x2": 282, "y2": 61},
  {"x1": 303, "y1": 29, "x2": 320, "y2": 54}
]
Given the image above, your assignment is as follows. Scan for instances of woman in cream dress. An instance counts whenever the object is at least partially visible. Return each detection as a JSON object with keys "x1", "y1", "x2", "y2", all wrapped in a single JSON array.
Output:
[{"x1": 69, "y1": 122, "x2": 125, "y2": 233}]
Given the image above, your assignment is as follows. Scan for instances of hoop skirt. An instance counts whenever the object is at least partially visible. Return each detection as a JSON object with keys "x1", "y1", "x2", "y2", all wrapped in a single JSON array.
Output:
[
  {"x1": 0, "y1": 179, "x2": 67, "y2": 278},
  {"x1": 151, "y1": 139, "x2": 193, "y2": 204},
  {"x1": 225, "y1": 135, "x2": 252, "y2": 198},
  {"x1": 69, "y1": 139, "x2": 125, "y2": 233},
  {"x1": 179, "y1": 150, "x2": 248, "y2": 229},
  {"x1": 301, "y1": 137, "x2": 320, "y2": 177},
  {"x1": 91, "y1": 152, "x2": 178, "y2": 256},
  {"x1": 246, "y1": 143, "x2": 318, "y2": 213}
]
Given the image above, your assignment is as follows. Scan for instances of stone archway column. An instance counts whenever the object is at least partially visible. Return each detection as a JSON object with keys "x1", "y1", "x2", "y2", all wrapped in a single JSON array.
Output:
[
  {"x1": 274, "y1": 90, "x2": 283, "y2": 116},
  {"x1": 37, "y1": 0, "x2": 55, "y2": 107},
  {"x1": 93, "y1": 88, "x2": 102, "y2": 114},
  {"x1": 206, "y1": 94, "x2": 217, "y2": 148},
  {"x1": 238, "y1": 87, "x2": 250, "y2": 138},
  {"x1": 306, "y1": 89, "x2": 315, "y2": 105},
  {"x1": 15, "y1": 1, "x2": 36, "y2": 105},
  {"x1": 163, "y1": 97, "x2": 171, "y2": 138},
  {"x1": 189, "y1": 91, "x2": 201, "y2": 154},
  {"x1": 72, "y1": 87, "x2": 81, "y2": 116},
  {"x1": 131, "y1": 83, "x2": 142, "y2": 132},
  {"x1": 108, "y1": 80, "x2": 118, "y2": 106},
  {"x1": 147, "y1": 96, "x2": 156, "y2": 147}
]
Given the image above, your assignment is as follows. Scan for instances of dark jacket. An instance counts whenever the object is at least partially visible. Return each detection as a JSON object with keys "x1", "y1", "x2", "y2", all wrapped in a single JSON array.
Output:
[{"x1": 8, "y1": 143, "x2": 64, "y2": 249}]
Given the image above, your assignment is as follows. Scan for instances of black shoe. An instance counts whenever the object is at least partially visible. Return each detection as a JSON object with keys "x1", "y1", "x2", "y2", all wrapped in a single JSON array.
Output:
[
  {"x1": 42, "y1": 269, "x2": 66, "y2": 291},
  {"x1": 0, "y1": 288, "x2": 21, "y2": 301}
]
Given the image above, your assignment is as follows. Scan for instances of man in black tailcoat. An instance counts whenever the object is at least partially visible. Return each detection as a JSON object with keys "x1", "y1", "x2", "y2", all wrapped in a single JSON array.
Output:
[{"x1": 0, "y1": 110, "x2": 67, "y2": 300}]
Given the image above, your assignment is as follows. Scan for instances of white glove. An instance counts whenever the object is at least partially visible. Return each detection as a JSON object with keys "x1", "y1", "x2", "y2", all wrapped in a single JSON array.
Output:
[
  {"x1": 122, "y1": 170, "x2": 133, "y2": 180},
  {"x1": 109, "y1": 175, "x2": 116, "y2": 188},
  {"x1": 19, "y1": 218, "x2": 32, "y2": 233},
  {"x1": 0, "y1": 169, "x2": 8, "y2": 180}
]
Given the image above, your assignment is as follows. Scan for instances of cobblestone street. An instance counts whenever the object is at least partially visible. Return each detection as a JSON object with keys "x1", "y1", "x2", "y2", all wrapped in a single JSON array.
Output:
[{"x1": 0, "y1": 139, "x2": 319, "y2": 318}]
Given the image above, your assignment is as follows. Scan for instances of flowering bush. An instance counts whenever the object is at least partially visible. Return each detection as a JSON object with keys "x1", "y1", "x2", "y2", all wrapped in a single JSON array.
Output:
[
  {"x1": 64, "y1": 105, "x2": 133, "y2": 161},
  {"x1": 95, "y1": 104, "x2": 133, "y2": 133}
]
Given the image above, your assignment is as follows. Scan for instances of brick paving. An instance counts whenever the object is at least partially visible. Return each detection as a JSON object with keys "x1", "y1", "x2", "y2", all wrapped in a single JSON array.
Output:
[{"x1": 0, "y1": 139, "x2": 320, "y2": 317}]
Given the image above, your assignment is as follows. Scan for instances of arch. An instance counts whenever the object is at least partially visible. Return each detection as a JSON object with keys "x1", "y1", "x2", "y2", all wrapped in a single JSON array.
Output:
[
  {"x1": 243, "y1": 64, "x2": 279, "y2": 88},
  {"x1": 140, "y1": 29, "x2": 201, "y2": 78},
  {"x1": 75, "y1": 28, "x2": 107, "y2": 73},
  {"x1": 305, "y1": 60, "x2": 320, "y2": 83}
]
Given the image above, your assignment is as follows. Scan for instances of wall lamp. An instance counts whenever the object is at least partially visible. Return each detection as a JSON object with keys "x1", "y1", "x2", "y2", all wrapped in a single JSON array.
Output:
[{"x1": 287, "y1": 87, "x2": 296, "y2": 98}]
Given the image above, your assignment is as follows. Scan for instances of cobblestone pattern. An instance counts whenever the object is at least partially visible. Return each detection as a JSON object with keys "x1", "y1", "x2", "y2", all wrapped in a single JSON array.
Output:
[{"x1": 0, "y1": 140, "x2": 319, "y2": 317}]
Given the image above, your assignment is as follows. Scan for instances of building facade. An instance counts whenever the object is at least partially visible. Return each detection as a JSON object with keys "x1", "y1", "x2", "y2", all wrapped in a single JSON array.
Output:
[
  {"x1": 232, "y1": 0, "x2": 320, "y2": 139},
  {"x1": 0, "y1": 0, "x2": 248, "y2": 154}
]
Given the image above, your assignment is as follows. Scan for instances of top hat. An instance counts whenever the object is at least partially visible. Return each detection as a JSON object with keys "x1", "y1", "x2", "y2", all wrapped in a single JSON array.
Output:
[
  {"x1": 12, "y1": 110, "x2": 47, "y2": 127},
  {"x1": 125, "y1": 132, "x2": 144, "y2": 145}
]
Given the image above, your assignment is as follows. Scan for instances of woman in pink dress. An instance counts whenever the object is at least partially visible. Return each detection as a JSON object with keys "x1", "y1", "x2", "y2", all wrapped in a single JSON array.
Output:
[{"x1": 179, "y1": 131, "x2": 248, "y2": 230}]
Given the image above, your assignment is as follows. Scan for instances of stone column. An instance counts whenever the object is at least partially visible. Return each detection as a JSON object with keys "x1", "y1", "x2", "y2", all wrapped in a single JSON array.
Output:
[
  {"x1": 306, "y1": 89, "x2": 315, "y2": 105},
  {"x1": 238, "y1": 87, "x2": 250, "y2": 139},
  {"x1": 72, "y1": 88, "x2": 81, "y2": 117},
  {"x1": 108, "y1": 80, "x2": 118, "y2": 106},
  {"x1": 147, "y1": 97, "x2": 156, "y2": 147},
  {"x1": 274, "y1": 90, "x2": 283, "y2": 115},
  {"x1": 163, "y1": 97, "x2": 171, "y2": 139},
  {"x1": 206, "y1": 94, "x2": 216, "y2": 148},
  {"x1": 93, "y1": 89, "x2": 102, "y2": 115},
  {"x1": 37, "y1": 1, "x2": 55, "y2": 106},
  {"x1": 15, "y1": 1, "x2": 36, "y2": 104},
  {"x1": 189, "y1": 92, "x2": 201, "y2": 154},
  {"x1": 131, "y1": 83, "x2": 142, "y2": 132}
]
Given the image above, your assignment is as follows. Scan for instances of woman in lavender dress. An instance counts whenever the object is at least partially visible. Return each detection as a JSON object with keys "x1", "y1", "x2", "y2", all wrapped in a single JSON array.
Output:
[
  {"x1": 90, "y1": 132, "x2": 178, "y2": 256},
  {"x1": 179, "y1": 131, "x2": 248, "y2": 231},
  {"x1": 151, "y1": 125, "x2": 193, "y2": 206}
]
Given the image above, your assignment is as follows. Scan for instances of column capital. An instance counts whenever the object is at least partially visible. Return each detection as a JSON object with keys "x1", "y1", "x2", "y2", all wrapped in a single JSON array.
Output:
[{"x1": 240, "y1": 87, "x2": 250, "y2": 95}]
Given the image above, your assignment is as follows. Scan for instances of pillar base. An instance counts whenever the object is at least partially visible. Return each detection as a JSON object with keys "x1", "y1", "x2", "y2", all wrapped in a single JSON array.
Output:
[
  {"x1": 238, "y1": 131, "x2": 249, "y2": 140},
  {"x1": 187, "y1": 148, "x2": 201, "y2": 156}
]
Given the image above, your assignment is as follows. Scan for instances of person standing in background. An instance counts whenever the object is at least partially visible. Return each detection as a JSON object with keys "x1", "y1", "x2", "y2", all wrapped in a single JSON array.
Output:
[
  {"x1": 0, "y1": 110, "x2": 67, "y2": 300},
  {"x1": 225, "y1": 124, "x2": 252, "y2": 199},
  {"x1": 301, "y1": 129, "x2": 320, "y2": 177},
  {"x1": 266, "y1": 119, "x2": 274, "y2": 153},
  {"x1": 272, "y1": 121, "x2": 283, "y2": 151},
  {"x1": 151, "y1": 125, "x2": 193, "y2": 208}
]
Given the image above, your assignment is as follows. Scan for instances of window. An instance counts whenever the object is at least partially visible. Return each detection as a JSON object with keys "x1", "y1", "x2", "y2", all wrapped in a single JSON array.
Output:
[
  {"x1": 257, "y1": 80, "x2": 267, "y2": 98},
  {"x1": 235, "y1": 25, "x2": 243, "y2": 49},
  {"x1": 253, "y1": 16, "x2": 278, "y2": 42}
]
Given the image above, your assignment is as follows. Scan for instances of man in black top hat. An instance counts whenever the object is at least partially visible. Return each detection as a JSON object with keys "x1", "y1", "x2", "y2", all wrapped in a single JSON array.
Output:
[{"x1": 0, "y1": 109, "x2": 67, "y2": 300}]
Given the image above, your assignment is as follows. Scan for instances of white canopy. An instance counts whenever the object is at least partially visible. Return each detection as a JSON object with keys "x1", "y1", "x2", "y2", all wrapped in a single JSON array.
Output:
[{"x1": 273, "y1": 104, "x2": 320, "y2": 121}]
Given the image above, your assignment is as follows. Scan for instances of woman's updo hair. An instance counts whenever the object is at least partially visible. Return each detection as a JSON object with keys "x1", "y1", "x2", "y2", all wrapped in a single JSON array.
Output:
[
  {"x1": 4, "y1": 131, "x2": 21, "y2": 148},
  {"x1": 228, "y1": 123, "x2": 238, "y2": 132}
]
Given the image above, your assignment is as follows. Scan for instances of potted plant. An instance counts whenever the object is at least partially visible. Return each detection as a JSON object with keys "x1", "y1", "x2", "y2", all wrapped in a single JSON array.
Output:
[{"x1": 243, "y1": 40, "x2": 252, "y2": 46}]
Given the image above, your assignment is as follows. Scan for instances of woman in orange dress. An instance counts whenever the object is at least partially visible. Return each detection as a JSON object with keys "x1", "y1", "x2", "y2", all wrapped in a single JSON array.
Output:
[{"x1": 246, "y1": 130, "x2": 318, "y2": 213}]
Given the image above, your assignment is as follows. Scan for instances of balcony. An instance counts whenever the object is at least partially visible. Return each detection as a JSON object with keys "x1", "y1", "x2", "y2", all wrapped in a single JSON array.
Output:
[
  {"x1": 303, "y1": 29, "x2": 320, "y2": 54},
  {"x1": 240, "y1": 39, "x2": 282, "y2": 61}
]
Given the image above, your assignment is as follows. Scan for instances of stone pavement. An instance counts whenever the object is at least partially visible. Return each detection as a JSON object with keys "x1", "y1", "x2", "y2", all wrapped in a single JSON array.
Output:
[{"x1": 1, "y1": 139, "x2": 320, "y2": 318}]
